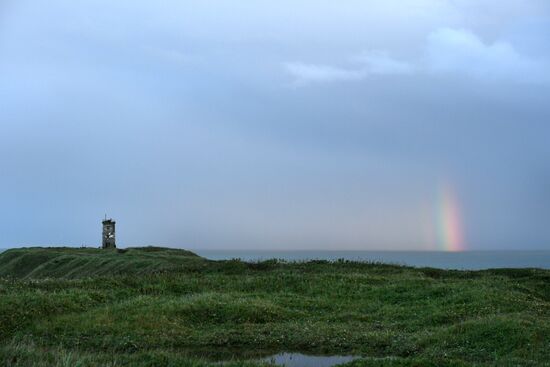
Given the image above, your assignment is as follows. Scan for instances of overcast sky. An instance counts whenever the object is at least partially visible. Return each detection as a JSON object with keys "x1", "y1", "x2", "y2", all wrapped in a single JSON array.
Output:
[{"x1": 1, "y1": 0, "x2": 549, "y2": 250}]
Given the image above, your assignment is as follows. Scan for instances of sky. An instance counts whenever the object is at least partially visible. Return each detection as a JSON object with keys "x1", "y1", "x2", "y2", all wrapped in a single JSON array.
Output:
[{"x1": 1, "y1": 0, "x2": 549, "y2": 251}]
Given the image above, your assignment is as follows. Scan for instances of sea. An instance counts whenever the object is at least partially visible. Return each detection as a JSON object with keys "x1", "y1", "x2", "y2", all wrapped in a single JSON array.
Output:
[
  {"x1": 194, "y1": 250, "x2": 550, "y2": 270},
  {"x1": 1, "y1": 248, "x2": 548, "y2": 270}
]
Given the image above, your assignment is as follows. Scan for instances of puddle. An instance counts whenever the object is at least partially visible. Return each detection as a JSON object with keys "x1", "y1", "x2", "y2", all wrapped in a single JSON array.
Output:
[
  {"x1": 175, "y1": 348, "x2": 360, "y2": 366},
  {"x1": 261, "y1": 352, "x2": 359, "y2": 367}
]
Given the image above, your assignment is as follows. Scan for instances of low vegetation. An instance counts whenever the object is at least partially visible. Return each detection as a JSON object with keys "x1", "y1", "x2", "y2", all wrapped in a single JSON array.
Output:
[{"x1": 0, "y1": 247, "x2": 548, "y2": 366}]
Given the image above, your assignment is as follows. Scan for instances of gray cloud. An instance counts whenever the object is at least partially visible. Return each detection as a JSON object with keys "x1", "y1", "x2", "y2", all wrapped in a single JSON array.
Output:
[
  {"x1": 426, "y1": 28, "x2": 550, "y2": 83},
  {"x1": 284, "y1": 51, "x2": 414, "y2": 84},
  {"x1": 285, "y1": 27, "x2": 550, "y2": 84},
  {"x1": 283, "y1": 62, "x2": 368, "y2": 84}
]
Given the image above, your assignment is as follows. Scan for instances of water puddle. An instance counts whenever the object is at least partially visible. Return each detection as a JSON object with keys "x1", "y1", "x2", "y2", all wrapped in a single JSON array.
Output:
[
  {"x1": 177, "y1": 348, "x2": 360, "y2": 366},
  {"x1": 260, "y1": 352, "x2": 359, "y2": 366}
]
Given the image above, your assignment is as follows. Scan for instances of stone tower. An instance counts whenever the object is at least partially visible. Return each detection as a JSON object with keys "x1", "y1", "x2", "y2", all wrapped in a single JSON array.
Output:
[{"x1": 102, "y1": 218, "x2": 116, "y2": 249}]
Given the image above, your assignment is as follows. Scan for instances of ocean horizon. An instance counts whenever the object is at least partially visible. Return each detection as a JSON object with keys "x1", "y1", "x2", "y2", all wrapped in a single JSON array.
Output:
[{"x1": 194, "y1": 250, "x2": 550, "y2": 270}]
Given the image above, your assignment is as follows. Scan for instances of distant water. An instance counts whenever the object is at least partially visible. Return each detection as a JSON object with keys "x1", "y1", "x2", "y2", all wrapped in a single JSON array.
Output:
[{"x1": 195, "y1": 250, "x2": 550, "y2": 270}]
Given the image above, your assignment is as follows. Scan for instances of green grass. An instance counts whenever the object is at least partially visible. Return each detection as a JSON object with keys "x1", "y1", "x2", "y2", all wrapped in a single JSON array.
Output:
[
  {"x1": 0, "y1": 247, "x2": 201, "y2": 279},
  {"x1": 0, "y1": 247, "x2": 548, "y2": 366}
]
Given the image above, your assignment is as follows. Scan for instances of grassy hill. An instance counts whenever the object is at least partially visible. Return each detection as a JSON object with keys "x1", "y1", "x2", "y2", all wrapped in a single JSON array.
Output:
[
  {"x1": 0, "y1": 246, "x2": 203, "y2": 279},
  {"x1": 0, "y1": 247, "x2": 549, "y2": 367}
]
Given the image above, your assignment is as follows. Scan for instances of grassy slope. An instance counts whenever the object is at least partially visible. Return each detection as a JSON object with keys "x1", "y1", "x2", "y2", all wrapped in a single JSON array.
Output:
[
  {"x1": 0, "y1": 248, "x2": 548, "y2": 367},
  {"x1": 0, "y1": 247, "x2": 202, "y2": 279}
]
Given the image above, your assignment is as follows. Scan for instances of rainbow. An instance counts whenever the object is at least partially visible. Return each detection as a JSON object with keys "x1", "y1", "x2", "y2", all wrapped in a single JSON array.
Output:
[{"x1": 436, "y1": 183, "x2": 465, "y2": 251}]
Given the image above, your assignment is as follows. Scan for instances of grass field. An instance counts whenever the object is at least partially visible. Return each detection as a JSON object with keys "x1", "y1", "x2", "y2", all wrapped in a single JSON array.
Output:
[{"x1": 0, "y1": 247, "x2": 548, "y2": 366}]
